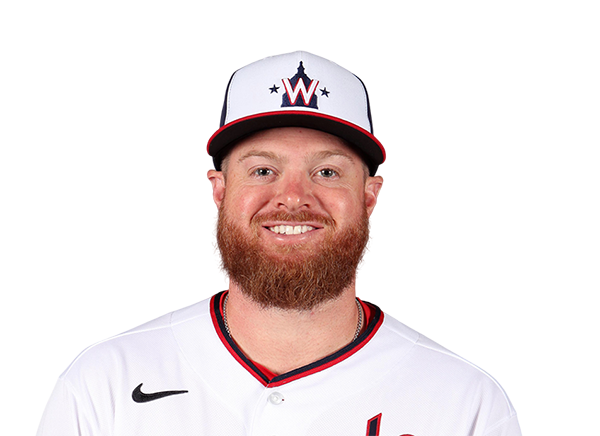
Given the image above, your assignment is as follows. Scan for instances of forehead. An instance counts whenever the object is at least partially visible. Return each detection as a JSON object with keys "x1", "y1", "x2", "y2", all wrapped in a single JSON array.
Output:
[{"x1": 227, "y1": 127, "x2": 365, "y2": 165}]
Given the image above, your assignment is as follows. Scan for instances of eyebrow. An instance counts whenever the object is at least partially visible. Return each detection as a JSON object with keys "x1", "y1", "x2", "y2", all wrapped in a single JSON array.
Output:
[
  {"x1": 309, "y1": 150, "x2": 356, "y2": 164},
  {"x1": 237, "y1": 150, "x2": 285, "y2": 165}
]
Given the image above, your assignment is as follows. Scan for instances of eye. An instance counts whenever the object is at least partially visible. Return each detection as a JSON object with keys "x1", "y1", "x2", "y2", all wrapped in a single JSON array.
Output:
[
  {"x1": 318, "y1": 168, "x2": 338, "y2": 178},
  {"x1": 252, "y1": 168, "x2": 273, "y2": 177}
]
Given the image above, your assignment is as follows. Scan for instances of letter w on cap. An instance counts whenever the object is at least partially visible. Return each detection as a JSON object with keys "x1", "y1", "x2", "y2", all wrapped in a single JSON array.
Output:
[{"x1": 281, "y1": 78, "x2": 319, "y2": 106}]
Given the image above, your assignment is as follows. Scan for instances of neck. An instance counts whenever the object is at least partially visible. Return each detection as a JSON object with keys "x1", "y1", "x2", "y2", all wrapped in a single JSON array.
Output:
[{"x1": 224, "y1": 282, "x2": 361, "y2": 375}]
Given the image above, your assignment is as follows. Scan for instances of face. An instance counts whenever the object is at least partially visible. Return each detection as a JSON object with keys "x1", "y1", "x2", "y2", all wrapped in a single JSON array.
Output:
[{"x1": 208, "y1": 127, "x2": 383, "y2": 310}]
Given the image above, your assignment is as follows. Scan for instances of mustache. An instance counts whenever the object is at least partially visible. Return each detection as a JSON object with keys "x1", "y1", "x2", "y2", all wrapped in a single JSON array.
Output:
[{"x1": 251, "y1": 211, "x2": 335, "y2": 227}]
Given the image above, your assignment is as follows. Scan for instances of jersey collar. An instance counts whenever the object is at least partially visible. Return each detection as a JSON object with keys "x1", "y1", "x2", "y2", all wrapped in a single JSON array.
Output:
[{"x1": 210, "y1": 291, "x2": 384, "y2": 387}]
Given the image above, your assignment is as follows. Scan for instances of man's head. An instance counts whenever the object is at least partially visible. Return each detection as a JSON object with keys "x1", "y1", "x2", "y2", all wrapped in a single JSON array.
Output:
[
  {"x1": 206, "y1": 52, "x2": 385, "y2": 311},
  {"x1": 208, "y1": 128, "x2": 382, "y2": 310}
]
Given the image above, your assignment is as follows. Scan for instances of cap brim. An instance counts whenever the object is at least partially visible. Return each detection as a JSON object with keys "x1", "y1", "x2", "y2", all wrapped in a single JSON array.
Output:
[{"x1": 207, "y1": 111, "x2": 385, "y2": 176}]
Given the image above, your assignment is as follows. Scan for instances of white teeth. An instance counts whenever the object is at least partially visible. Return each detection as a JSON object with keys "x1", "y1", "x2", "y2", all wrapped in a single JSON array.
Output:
[{"x1": 269, "y1": 225, "x2": 315, "y2": 235}]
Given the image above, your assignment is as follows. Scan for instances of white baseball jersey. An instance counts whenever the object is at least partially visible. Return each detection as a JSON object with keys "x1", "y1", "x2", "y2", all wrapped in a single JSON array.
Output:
[{"x1": 37, "y1": 292, "x2": 521, "y2": 435}]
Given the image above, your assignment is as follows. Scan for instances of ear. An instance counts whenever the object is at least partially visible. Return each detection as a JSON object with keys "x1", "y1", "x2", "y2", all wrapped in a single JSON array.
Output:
[
  {"x1": 364, "y1": 175, "x2": 383, "y2": 217},
  {"x1": 207, "y1": 169, "x2": 226, "y2": 209}
]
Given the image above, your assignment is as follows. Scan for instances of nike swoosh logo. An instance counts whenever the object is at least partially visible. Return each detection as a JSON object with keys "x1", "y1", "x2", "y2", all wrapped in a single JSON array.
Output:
[{"x1": 132, "y1": 383, "x2": 188, "y2": 403}]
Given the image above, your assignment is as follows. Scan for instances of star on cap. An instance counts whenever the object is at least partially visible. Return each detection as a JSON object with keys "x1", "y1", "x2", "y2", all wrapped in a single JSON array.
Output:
[
  {"x1": 269, "y1": 84, "x2": 280, "y2": 94},
  {"x1": 320, "y1": 87, "x2": 330, "y2": 97}
]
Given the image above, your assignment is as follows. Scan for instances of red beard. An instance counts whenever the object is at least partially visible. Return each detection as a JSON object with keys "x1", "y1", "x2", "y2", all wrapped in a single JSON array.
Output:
[{"x1": 216, "y1": 206, "x2": 370, "y2": 311}]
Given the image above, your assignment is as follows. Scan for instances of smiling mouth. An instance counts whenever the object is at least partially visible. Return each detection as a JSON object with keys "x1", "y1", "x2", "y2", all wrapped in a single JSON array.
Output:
[{"x1": 267, "y1": 225, "x2": 317, "y2": 235}]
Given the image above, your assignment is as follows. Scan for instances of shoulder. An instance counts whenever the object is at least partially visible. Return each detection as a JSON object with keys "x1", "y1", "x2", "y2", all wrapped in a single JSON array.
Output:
[
  {"x1": 376, "y1": 311, "x2": 517, "y2": 414},
  {"x1": 356, "y1": 310, "x2": 520, "y2": 433},
  {"x1": 58, "y1": 298, "x2": 211, "y2": 383},
  {"x1": 38, "y1": 298, "x2": 217, "y2": 434}
]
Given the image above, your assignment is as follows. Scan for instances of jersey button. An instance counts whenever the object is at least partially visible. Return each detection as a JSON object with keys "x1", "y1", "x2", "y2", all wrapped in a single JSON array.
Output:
[{"x1": 268, "y1": 392, "x2": 284, "y2": 405}]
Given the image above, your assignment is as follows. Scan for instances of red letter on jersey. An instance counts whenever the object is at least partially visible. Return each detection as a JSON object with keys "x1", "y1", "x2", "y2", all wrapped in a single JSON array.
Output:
[{"x1": 366, "y1": 413, "x2": 382, "y2": 436}]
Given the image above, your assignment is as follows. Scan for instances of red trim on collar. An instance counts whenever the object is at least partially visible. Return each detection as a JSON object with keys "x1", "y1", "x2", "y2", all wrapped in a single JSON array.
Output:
[
  {"x1": 209, "y1": 291, "x2": 384, "y2": 387},
  {"x1": 210, "y1": 292, "x2": 270, "y2": 386}
]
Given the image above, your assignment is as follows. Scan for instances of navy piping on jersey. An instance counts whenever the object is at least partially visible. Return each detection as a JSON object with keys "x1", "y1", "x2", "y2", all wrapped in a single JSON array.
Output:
[{"x1": 210, "y1": 291, "x2": 384, "y2": 387}]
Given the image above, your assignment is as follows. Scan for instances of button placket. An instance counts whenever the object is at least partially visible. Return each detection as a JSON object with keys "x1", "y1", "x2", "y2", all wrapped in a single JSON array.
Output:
[
  {"x1": 250, "y1": 390, "x2": 287, "y2": 435},
  {"x1": 267, "y1": 391, "x2": 284, "y2": 405}
]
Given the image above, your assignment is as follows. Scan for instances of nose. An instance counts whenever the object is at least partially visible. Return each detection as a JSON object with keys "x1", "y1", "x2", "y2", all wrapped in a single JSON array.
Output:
[{"x1": 273, "y1": 172, "x2": 314, "y2": 211}]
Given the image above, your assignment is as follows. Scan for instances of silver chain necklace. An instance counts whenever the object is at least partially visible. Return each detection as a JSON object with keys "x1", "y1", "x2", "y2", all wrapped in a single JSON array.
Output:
[{"x1": 222, "y1": 294, "x2": 364, "y2": 341}]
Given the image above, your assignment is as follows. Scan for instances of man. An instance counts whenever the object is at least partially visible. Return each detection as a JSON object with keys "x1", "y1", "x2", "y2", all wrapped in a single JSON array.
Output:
[{"x1": 38, "y1": 51, "x2": 521, "y2": 435}]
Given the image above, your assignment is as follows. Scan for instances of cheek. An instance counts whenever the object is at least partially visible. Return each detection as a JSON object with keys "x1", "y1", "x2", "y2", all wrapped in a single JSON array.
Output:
[
  {"x1": 319, "y1": 189, "x2": 365, "y2": 220},
  {"x1": 223, "y1": 185, "x2": 272, "y2": 219}
]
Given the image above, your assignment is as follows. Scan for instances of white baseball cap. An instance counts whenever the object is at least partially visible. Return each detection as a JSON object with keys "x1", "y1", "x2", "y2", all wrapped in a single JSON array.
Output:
[{"x1": 207, "y1": 51, "x2": 386, "y2": 175}]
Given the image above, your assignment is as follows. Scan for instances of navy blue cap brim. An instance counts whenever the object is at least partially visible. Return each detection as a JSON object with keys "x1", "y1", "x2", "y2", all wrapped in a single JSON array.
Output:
[{"x1": 207, "y1": 111, "x2": 385, "y2": 176}]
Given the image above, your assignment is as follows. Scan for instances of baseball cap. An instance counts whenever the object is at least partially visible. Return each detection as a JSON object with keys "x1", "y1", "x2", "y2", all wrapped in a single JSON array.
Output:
[{"x1": 207, "y1": 51, "x2": 386, "y2": 176}]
